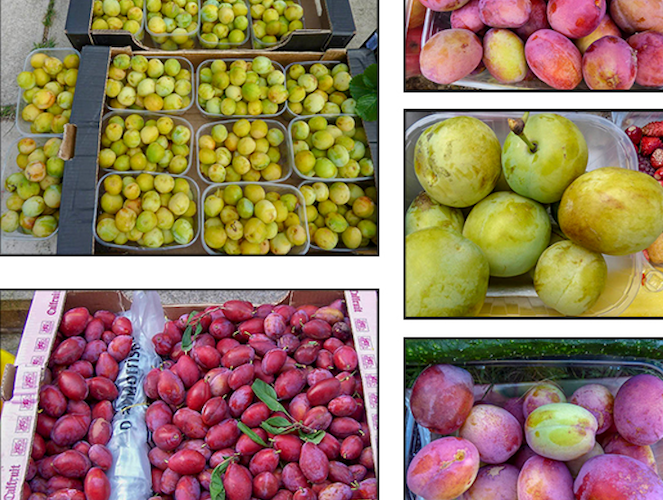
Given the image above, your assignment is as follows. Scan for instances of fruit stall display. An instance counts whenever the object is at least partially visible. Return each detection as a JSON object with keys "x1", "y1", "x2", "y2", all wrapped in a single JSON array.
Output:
[
  {"x1": 1, "y1": 290, "x2": 378, "y2": 500},
  {"x1": 405, "y1": 111, "x2": 663, "y2": 317},
  {"x1": 404, "y1": 338, "x2": 663, "y2": 500},
  {"x1": 405, "y1": 0, "x2": 663, "y2": 90}
]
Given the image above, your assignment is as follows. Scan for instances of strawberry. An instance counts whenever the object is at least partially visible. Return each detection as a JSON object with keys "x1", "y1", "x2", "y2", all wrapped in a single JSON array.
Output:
[
  {"x1": 641, "y1": 136, "x2": 663, "y2": 156},
  {"x1": 642, "y1": 121, "x2": 663, "y2": 137},
  {"x1": 652, "y1": 149, "x2": 663, "y2": 170},
  {"x1": 625, "y1": 125, "x2": 642, "y2": 146},
  {"x1": 655, "y1": 167, "x2": 663, "y2": 180}
]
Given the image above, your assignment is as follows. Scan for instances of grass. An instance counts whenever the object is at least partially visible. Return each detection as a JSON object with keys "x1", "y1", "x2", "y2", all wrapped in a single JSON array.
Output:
[
  {"x1": 43, "y1": 0, "x2": 56, "y2": 27},
  {"x1": 32, "y1": 39, "x2": 56, "y2": 50},
  {"x1": 1, "y1": 105, "x2": 16, "y2": 121}
]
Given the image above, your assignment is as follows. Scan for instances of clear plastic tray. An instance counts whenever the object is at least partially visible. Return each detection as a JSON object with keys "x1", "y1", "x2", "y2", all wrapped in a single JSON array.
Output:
[
  {"x1": 91, "y1": 11, "x2": 145, "y2": 41},
  {"x1": 197, "y1": 0, "x2": 251, "y2": 49},
  {"x1": 195, "y1": 58, "x2": 287, "y2": 119},
  {"x1": 282, "y1": 60, "x2": 352, "y2": 118},
  {"x1": 144, "y1": 1, "x2": 200, "y2": 50},
  {"x1": 405, "y1": 112, "x2": 646, "y2": 317},
  {"x1": 297, "y1": 178, "x2": 376, "y2": 254},
  {"x1": 250, "y1": 0, "x2": 305, "y2": 49},
  {"x1": 405, "y1": 358, "x2": 663, "y2": 500},
  {"x1": 94, "y1": 171, "x2": 200, "y2": 251},
  {"x1": 287, "y1": 114, "x2": 374, "y2": 182},
  {"x1": 200, "y1": 181, "x2": 310, "y2": 255},
  {"x1": 99, "y1": 111, "x2": 194, "y2": 176},
  {"x1": 195, "y1": 118, "x2": 293, "y2": 185},
  {"x1": 420, "y1": 9, "x2": 663, "y2": 90},
  {"x1": 15, "y1": 47, "x2": 80, "y2": 137},
  {"x1": 1, "y1": 136, "x2": 61, "y2": 241},
  {"x1": 106, "y1": 55, "x2": 195, "y2": 116}
]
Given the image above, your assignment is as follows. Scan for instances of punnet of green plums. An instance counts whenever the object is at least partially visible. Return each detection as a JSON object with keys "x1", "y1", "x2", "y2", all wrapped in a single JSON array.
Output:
[
  {"x1": 106, "y1": 54, "x2": 193, "y2": 112},
  {"x1": 406, "y1": 113, "x2": 663, "y2": 317},
  {"x1": 2, "y1": 138, "x2": 63, "y2": 238},
  {"x1": 300, "y1": 181, "x2": 377, "y2": 251},
  {"x1": 198, "y1": 119, "x2": 286, "y2": 183},
  {"x1": 17, "y1": 52, "x2": 79, "y2": 135},
  {"x1": 99, "y1": 114, "x2": 192, "y2": 174},
  {"x1": 286, "y1": 62, "x2": 355, "y2": 116},
  {"x1": 200, "y1": 0, "x2": 250, "y2": 48},
  {"x1": 96, "y1": 172, "x2": 197, "y2": 248},
  {"x1": 92, "y1": 0, "x2": 144, "y2": 33},
  {"x1": 202, "y1": 183, "x2": 307, "y2": 255},
  {"x1": 146, "y1": 0, "x2": 199, "y2": 49},
  {"x1": 250, "y1": 0, "x2": 304, "y2": 47}
]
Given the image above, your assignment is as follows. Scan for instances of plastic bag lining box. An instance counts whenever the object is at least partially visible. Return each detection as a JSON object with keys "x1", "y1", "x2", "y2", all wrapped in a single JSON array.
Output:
[
  {"x1": 0, "y1": 290, "x2": 378, "y2": 496},
  {"x1": 56, "y1": 45, "x2": 377, "y2": 255},
  {"x1": 65, "y1": 0, "x2": 356, "y2": 52}
]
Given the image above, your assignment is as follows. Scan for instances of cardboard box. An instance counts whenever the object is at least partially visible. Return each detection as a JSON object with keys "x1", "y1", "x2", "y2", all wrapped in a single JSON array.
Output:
[
  {"x1": 57, "y1": 46, "x2": 378, "y2": 255},
  {"x1": 1, "y1": 290, "x2": 378, "y2": 496},
  {"x1": 65, "y1": 0, "x2": 355, "y2": 52}
]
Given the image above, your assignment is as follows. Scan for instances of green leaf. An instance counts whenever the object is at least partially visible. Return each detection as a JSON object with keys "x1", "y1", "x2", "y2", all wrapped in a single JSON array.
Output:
[
  {"x1": 238, "y1": 422, "x2": 269, "y2": 447},
  {"x1": 210, "y1": 460, "x2": 231, "y2": 500},
  {"x1": 252, "y1": 379, "x2": 288, "y2": 414},
  {"x1": 264, "y1": 416, "x2": 291, "y2": 427},
  {"x1": 261, "y1": 421, "x2": 285, "y2": 435},
  {"x1": 349, "y1": 74, "x2": 373, "y2": 101},
  {"x1": 356, "y1": 94, "x2": 378, "y2": 123},
  {"x1": 363, "y1": 64, "x2": 377, "y2": 89},
  {"x1": 299, "y1": 429, "x2": 326, "y2": 444},
  {"x1": 180, "y1": 324, "x2": 194, "y2": 353}
]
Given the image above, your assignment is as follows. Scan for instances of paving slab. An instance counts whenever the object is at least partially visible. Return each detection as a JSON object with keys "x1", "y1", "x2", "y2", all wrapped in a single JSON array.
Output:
[
  {"x1": 348, "y1": 0, "x2": 376, "y2": 48},
  {"x1": 1, "y1": 0, "x2": 52, "y2": 106},
  {"x1": 50, "y1": 0, "x2": 75, "y2": 49}
]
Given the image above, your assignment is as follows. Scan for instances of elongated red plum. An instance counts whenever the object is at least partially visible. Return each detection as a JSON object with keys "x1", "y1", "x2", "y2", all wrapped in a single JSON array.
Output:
[
  {"x1": 420, "y1": 0, "x2": 471, "y2": 11},
  {"x1": 614, "y1": 374, "x2": 663, "y2": 446},
  {"x1": 514, "y1": 0, "x2": 548, "y2": 41},
  {"x1": 482, "y1": 29, "x2": 527, "y2": 83},
  {"x1": 410, "y1": 364, "x2": 474, "y2": 435},
  {"x1": 525, "y1": 30, "x2": 582, "y2": 89},
  {"x1": 574, "y1": 454, "x2": 663, "y2": 499},
  {"x1": 459, "y1": 404, "x2": 522, "y2": 463},
  {"x1": 547, "y1": 0, "x2": 605, "y2": 39},
  {"x1": 479, "y1": 0, "x2": 531, "y2": 28},
  {"x1": 518, "y1": 456, "x2": 574, "y2": 500},
  {"x1": 451, "y1": 0, "x2": 485, "y2": 32},
  {"x1": 582, "y1": 36, "x2": 637, "y2": 90},
  {"x1": 610, "y1": 0, "x2": 663, "y2": 35},
  {"x1": 420, "y1": 29, "x2": 483, "y2": 84},
  {"x1": 464, "y1": 464, "x2": 519, "y2": 500},
  {"x1": 406, "y1": 437, "x2": 480, "y2": 500},
  {"x1": 628, "y1": 31, "x2": 663, "y2": 88},
  {"x1": 574, "y1": 14, "x2": 622, "y2": 54}
]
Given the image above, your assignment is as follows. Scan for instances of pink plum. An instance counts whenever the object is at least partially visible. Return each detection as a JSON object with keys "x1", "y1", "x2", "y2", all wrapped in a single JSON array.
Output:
[
  {"x1": 628, "y1": 31, "x2": 663, "y2": 88},
  {"x1": 525, "y1": 29, "x2": 583, "y2": 89},
  {"x1": 420, "y1": 29, "x2": 483, "y2": 84}
]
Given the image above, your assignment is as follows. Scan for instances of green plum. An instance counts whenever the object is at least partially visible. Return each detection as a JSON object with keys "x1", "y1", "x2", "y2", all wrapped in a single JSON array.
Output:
[{"x1": 406, "y1": 191, "x2": 464, "y2": 236}]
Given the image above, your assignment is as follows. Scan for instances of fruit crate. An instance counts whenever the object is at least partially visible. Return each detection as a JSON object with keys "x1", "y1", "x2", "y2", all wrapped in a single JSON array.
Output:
[
  {"x1": 15, "y1": 47, "x2": 81, "y2": 137},
  {"x1": 405, "y1": 111, "x2": 649, "y2": 317},
  {"x1": 405, "y1": 358, "x2": 663, "y2": 500}
]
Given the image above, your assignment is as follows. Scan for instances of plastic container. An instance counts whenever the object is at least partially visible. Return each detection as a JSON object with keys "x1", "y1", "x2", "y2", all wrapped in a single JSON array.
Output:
[
  {"x1": 144, "y1": 1, "x2": 200, "y2": 50},
  {"x1": 1, "y1": 136, "x2": 62, "y2": 240},
  {"x1": 195, "y1": 118, "x2": 293, "y2": 185},
  {"x1": 288, "y1": 114, "x2": 374, "y2": 182},
  {"x1": 298, "y1": 178, "x2": 376, "y2": 253},
  {"x1": 418, "y1": 8, "x2": 662, "y2": 91},
  {"x1": 91, "y1": 12, "x2": 145, "y2": 41},
  {"x1": 99, "y1": 111, "x2": 194, "y2": 176},
  {"x1": 15, "y1": 47, "x2": 80, "y2": 137},
  {"x1": 405, "y1": 358, "x2": 663, "y2": 500},
  {"x1": 195, "y1": 58, "x2": 287, "y2": 119},
  {"x1": 405, "y1": 112, "x2": 644, "y2": 317},
  {"x1": 250, "y1": 0, "x2": 305, "y2": 49},
  {"x1": 197, "y1": 0, "x2": 251, "y2": 49},
  {"x1": 106, "y1": 55, "x2": 195, "y2": 116},
  {"x1": 94, "y1": 171, "x2": 200, "y2": 251},
  {"x1": 282, "y1": 60, "x2": 353, "y2": 118},
  {"x1": 200, "y1": 181, "x2": 310, "y2": 255}
]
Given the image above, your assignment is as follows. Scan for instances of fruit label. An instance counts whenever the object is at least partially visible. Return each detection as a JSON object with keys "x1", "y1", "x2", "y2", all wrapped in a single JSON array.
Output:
[{"x1": 345, "y1": 290, "x2": 378, "y2": 471}]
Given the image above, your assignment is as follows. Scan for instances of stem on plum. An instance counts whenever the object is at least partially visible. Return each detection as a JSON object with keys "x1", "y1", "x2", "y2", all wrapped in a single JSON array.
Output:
[{"x1": 508, "y1": 117, "x2": 538, "y2": 153}]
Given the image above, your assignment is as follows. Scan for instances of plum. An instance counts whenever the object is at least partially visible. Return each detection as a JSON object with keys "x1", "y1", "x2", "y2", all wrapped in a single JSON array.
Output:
[
  {"x1": 419, "y1": 29, "x2": 483, "y2": 85},
  {"x1": 462, "y1": 192, "x2": 550, "y2": 278},
  {"x1": 522, "y1": 383, "x2": 567, "y2": 418},
  {"x1": 569, "y1": 384, "x2": 614, "y2": 434},
  {"x1": 482, "y1": 29, "x2": 527, "y2": 83},
  {"x1": 518, "y1": 456, "x2": 574, "y2": 500},
  {"x1": 574, "y1": 14, "x2": 622, "y2": 54},
  {"x1": 574, "y1": 454, "x2": 663, "y2": 499},
  {"x1": 525, "y1": 403, "x2": 597, "y2": 461},
  {"x1": 405, "y1": 192, "x2": 464, "y2": 236},
  {"x1": 458, "y1": 404, "x2": 523, "y2": 463},
  {"x1": 514, "y1": 0, "x2": 548, "y2": 41},
  {"x1": 547, "y1": 0, "x2": 605, "y2": 39},
  {"x1": 613, "y1": 374, "x2": 663, "y2": 446},
  {"x1": 410, "y1": 364, "x2": 474, "y2": 435},
  {"x1": 610, "y1": 0, "x2": 663, "y2": 35},
  {"x1": 603, "y1": 434, "x2": 657, "y2": 471},
  {"x1": 479, "y1": 0, "x2": 531, "y2": 28},
  {"x1": 450, "y1": 0, "x2": 485, "y2": 32},
  {"x1": 406, "y1": 437, "x2": 480, "y2": 500},
  {"x1": 582, "y1": 36, "x2": 637, "y2": 90},
  {"x1": 628, "y1": 31, "x2": 663, "y2": 88},
  {"x1": 420, "y1": 0, "x2": 471, "y2": 11},
  {"x1": 463, "y1": 464, "x2": 518, "y2": 500},
  {"x1": 406, "y1": 228, "x2": 489, "y2": 317},
  {"x1": 525, "y1": 30, "x2": 582, "y2": 89},
  {"x1": 565, "y1": 442, "x2": 604, "y2": 478}
]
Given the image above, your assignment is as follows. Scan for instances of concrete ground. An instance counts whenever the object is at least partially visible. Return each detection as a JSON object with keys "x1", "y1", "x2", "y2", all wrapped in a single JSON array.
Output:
[{"x1": 0, "y1": 0, "x2": 377, "y2": 255}]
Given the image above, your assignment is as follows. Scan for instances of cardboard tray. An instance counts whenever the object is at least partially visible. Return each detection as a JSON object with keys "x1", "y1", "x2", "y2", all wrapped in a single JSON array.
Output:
[
  {"x1": 65, "y1": 0, "x2": 355, "y2": 52},
  {"x1": 0, "y1": 290, "x2": 378, "y2": 497},
  {"x1": 57, "y1": 46, "x2": 378, "y2": 255}
]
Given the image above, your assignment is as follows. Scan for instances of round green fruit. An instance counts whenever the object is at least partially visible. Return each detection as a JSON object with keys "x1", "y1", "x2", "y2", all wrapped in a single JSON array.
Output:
[{"x1": 405, "y1": 191, "x2": 464, "y2": 236}]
